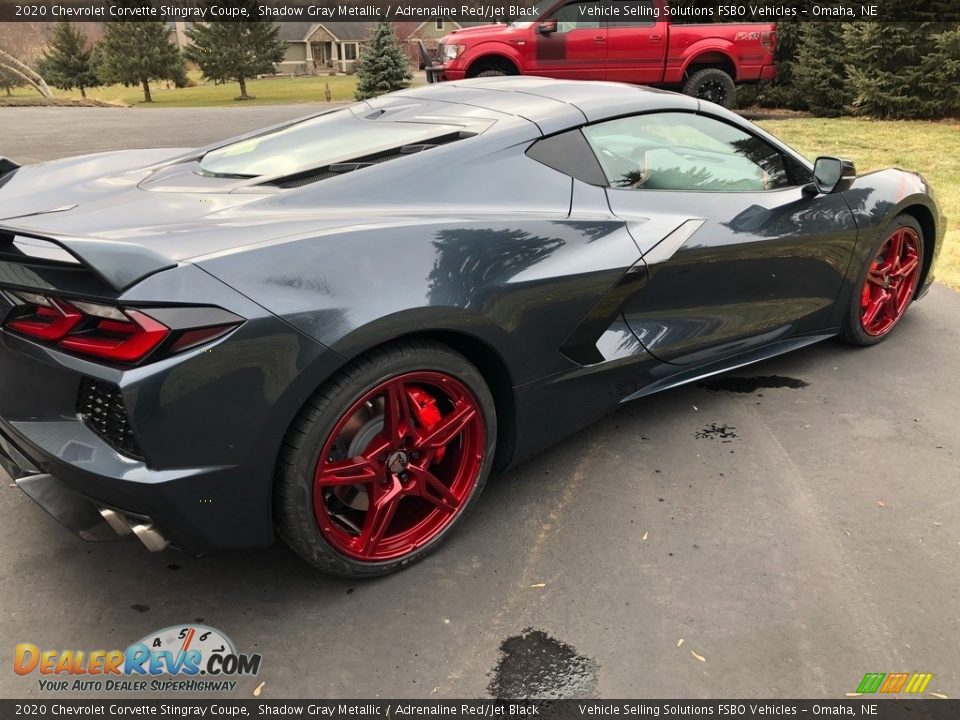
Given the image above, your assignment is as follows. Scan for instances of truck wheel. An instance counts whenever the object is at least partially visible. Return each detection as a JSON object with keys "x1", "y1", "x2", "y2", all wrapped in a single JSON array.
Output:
[
  {"x1": 475, "y1": 69, "x2": 507, "y2": 77},
  {"x1": 683, "y1": 68, "x2": 737, "y2": 108}
]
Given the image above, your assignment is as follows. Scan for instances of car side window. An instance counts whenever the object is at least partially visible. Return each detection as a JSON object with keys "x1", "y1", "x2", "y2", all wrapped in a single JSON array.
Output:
[
  {"x1": 582, "y1": 112, "x2": 802, "y2": 192},
  {"x1": 551, "y1": 1, "x2": 602, "y2": 32}
]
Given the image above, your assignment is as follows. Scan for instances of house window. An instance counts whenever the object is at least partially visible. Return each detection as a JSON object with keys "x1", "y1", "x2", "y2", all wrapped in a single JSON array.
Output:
[
  {"x1": 340, "y1": 43, "x2": 358, "y2": 61},
  {"x1": 435, "y1": 21, "x2": 445, "y2": 30}
]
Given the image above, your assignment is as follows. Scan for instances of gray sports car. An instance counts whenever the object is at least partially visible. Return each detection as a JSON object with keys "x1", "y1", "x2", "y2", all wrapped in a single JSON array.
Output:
[{"x1": 0, "y1": 78, "x2": 944, "y2": 576}]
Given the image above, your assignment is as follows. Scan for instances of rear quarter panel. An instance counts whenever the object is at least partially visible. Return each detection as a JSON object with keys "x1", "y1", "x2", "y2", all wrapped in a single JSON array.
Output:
[
  {"x1": 194, "y1": 134, "x2": 643, "y2": 388},
  {"x1": 664, "y1": 23, "x2": 776, "y2": 83}
]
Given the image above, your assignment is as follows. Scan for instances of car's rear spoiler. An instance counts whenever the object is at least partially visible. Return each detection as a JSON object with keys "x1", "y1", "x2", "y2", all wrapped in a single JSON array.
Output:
[{"x1": 0, "y1": 227, "x2": 176, "y2": 292}]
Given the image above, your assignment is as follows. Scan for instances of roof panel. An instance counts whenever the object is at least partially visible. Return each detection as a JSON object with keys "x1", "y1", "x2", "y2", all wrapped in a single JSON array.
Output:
[
  {"x1": 393, "y1": 83, "x2": 585, "y2": 135},
  {"x1": 436, "y1": 77, "x2": 699, "y2": 122}
]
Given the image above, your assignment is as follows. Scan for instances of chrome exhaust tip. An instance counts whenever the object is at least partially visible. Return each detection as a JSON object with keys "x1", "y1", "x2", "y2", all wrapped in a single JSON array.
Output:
[
  {"x1": 131, "y1": 522, "x2": 170, "y2": 552},
  {"x1": 98, "y1": 507, "x2": 133, "y2": 536},
  {"x1": 99, "y1": 506, "x2": 169, "y2": 551}
]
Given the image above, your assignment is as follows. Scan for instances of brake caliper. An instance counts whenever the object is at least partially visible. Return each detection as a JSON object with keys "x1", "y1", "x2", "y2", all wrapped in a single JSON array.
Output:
[{"x1": 408, "y1": 386, "x2": 446, "y2": 463}]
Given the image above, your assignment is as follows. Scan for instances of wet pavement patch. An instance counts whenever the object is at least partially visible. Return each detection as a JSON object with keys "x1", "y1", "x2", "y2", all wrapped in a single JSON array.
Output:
[
  {"x1": 695, "y1": 423, "x2": 738, "y2": 441},
  {"x1": 488, "y1": 628, "x2": 599, "y2": 699},
  {"x1": 130, "y1": 604, "x2": 150, "y2": 613},
  {"x1": 697, "y1": 375, "x2": 809, "y2": 393}
]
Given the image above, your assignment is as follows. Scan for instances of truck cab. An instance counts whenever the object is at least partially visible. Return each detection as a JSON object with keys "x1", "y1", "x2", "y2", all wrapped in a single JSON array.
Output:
[{"x1": 430, "y1": 0, "x2": 777, "y2": 107}]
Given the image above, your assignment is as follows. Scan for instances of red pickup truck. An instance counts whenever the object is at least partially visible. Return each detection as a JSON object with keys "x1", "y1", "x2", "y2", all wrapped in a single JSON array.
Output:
[{"x1": 428, "y1": 0, "x2": 777, "y2": 108}]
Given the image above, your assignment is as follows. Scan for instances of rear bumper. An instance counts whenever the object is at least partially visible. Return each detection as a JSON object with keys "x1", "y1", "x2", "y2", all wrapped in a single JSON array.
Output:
[
  {"x1": 1, "y1": 424, "x2": 149, "y2": 544},
  {"x1": 0, "y1": 270, "x2": 345, "y2": 555},
  {"x1": 2, "y1": 415, "x2": 225, "y2": 553},
  {"x1": 760, "y1": 64, "x2": 777, "y2": 81}
]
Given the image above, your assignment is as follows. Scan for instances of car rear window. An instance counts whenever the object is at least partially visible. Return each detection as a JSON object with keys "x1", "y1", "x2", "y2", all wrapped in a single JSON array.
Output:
[{"x1": 199, "y1": 108, "x2": 468, "y2": 178}]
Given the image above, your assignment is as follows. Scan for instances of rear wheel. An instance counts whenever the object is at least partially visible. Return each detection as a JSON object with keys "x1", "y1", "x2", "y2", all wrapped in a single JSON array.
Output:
[
  {"x1": 275, "y1": 341, "x2": 496, "y2": 577},
  {"x1": 840, "y1": 215, "x2": 924, "y2": 346},
  {"x1": 683, "y1": 68, "x2": 736, "y2": 108},
  {"x1": 475, "y1": 69, "x2": 508, "y2": 78}
]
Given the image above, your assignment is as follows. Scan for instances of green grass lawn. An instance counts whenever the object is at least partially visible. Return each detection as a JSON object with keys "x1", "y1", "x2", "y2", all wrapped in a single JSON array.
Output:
[
  {"x1": 758, "y1": 118, "x2": 960, "y2": 291},
  {"x1": 9, "y1": 74, "x2": 363, "y2": 106}
]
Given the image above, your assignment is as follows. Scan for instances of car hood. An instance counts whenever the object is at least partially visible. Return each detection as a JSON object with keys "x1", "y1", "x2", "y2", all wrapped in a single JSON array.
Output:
[{"x1": 443, "y1": 24, "x2": 519, "y2": 41}]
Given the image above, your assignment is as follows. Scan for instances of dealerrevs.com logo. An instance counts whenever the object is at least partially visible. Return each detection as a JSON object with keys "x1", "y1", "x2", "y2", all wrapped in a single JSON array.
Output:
[{"x1": 14, "y1": 624, "x2": 262, "y2": 693}]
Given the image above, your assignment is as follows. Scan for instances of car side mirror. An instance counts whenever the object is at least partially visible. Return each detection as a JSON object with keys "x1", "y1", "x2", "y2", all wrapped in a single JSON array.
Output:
[
  {"x1": 537, "y1": 20, "x2": 558, "y2": 34},
  {"x1": 807, "y1": 156, "x2": 857, "y2": 195}
]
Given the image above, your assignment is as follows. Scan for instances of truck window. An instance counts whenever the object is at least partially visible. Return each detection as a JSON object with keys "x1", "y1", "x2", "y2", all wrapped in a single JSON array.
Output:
[
  {"x1": 582, "y1": 112, "x2": 798, "y2": 192},
  {"x1": 551, "y1": 1, "x2": 603, "y2": 31}
]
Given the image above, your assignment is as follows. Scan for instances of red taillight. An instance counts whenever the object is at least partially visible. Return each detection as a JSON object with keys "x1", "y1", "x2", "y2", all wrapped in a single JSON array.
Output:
[
  {"x1": 2, "y1": 293, "x2": 239, "y2": 364},
  {"x1": 761, "y1": 31, "x2": 776, "y2": 55},
  {"x1": 58, "y1": 310, "x2": 170, "y2": 363},
  {"x1": 7, "y1": 299, "x2": 83, "y2": 340}
]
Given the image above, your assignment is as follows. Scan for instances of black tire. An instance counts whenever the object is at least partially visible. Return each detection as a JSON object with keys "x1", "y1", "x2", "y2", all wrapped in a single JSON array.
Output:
[
  {"x1": 275, "y1": 340, "x2": 497, "y2": 577},
  {"x1": 475, "y1": 69, "x2": 508, "y2": 77},
  {"x1": 683, "y1": 68, "x2": 737, "y2": 108},
  {"x1": 840, "y1": 214, "x2": 925, "y2": 347}
]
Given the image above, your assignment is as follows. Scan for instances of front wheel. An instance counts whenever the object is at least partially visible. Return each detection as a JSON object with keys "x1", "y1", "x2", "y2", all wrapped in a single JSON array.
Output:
[
  {"x1": 840, "y1": 215, "x2": 925, "y2": 346},
  {"x1": 275, "y1": 341, "x2": 496, "y2": 577}
]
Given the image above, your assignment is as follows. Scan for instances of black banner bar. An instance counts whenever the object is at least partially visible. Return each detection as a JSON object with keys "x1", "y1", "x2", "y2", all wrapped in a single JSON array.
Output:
[
  {"x1": 2, "y1": 1, "x2": 960, "y2": 23},
  {"x1": 1, "y1": 700, "x2": 960, "y2": 720}
]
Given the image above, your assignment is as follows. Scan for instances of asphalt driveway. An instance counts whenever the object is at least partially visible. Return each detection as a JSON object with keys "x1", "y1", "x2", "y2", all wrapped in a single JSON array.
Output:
[{"x1": 0, "y1": 106, "x2": 958, "y2": 700}]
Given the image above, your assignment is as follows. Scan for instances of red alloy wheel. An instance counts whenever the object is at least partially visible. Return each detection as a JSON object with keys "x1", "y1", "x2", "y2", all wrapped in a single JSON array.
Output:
[
  {"x1": 312, "y1": 371, "x2": 485, "y2": 562},
  {"x1": 860, "y1": 226, "x2": 923, "y2": 337}
]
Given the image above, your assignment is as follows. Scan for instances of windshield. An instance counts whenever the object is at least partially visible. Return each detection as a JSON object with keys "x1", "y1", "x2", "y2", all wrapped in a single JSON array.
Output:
[{"x1": 199, "y1": 109, "x2": 466, "y2": 178}]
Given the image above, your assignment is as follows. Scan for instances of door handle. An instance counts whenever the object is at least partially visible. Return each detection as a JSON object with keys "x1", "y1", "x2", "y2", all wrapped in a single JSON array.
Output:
[
  {"x1": 594, "y1": 35, "x2": 606, "y2": 43},
  {"x1": 650, "y1": 34, "x2": 663, "y2": 42}
]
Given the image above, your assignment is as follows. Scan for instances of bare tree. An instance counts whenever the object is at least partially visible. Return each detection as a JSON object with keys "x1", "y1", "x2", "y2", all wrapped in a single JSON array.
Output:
[
  {"x1": 0, "y1": 49, "x2": 52, "y2": 98},
  {"x1": 0, "y1": 22, "x2": 53, "y2": 98}
]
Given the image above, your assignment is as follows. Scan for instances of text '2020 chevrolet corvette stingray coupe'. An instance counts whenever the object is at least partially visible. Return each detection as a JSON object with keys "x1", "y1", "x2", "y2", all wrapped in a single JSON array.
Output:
[{"x1": 0, "y1": 78, "x2": 944, "y2": 576}]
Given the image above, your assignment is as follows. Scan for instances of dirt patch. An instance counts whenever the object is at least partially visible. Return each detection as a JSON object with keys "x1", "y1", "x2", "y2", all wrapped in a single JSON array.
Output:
[
  {"x1": 488, "y1": 629, "x2": 598, "y2": 699},
  {"x1": 695, "y1": 423, "x2": 739, "y2": 441},
  {"x1": 697, "y1": 375, "x2": 809, "y2": 394},
  {"x1": 738, "y1": 107, "x2": 815, "y2": 121},
  {"x1": 0, "y1": 97, "x2": 127, "y2": 108}
]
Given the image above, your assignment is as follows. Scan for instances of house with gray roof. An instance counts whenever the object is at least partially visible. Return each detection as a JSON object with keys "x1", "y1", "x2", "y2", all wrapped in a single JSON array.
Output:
[
  {"x1": 276, "y1": 22, "x2": 377, "y2": 74},
  {"x1": 277, "y1": 21, "x2": 487, "y2": 75}
]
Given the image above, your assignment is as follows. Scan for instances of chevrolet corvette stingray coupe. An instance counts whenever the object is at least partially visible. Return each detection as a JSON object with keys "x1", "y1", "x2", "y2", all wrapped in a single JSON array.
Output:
[{"x1": 0, "y1": 78, "x2": 944, "y2": 576}]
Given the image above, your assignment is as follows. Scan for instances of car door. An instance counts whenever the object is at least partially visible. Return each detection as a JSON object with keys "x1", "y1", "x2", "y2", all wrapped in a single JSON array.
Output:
[
  {"x1": 605, "y1": 2, "x2": 668, "y2": 83},
  {"x1": 581, "y1": 111, "x2": 859, "y2": 365},
  {"x1": 534, "y1": 0, "x2": 607, "y2": 80}
]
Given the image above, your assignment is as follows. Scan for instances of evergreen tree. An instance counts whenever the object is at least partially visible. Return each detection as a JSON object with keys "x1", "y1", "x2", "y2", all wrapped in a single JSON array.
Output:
[
  {"x1": 753, "y1": 1, "x2": 821, "y2": 109},
  {"x1": 920, "y1": 27, "x2": 960, "y2": 117},
  {"x1": 844, "y1": 22, "x2": 954, "y2": 119},
  {"x1": 95, "y1": 20, "x2": 185, "y2": 103},
  {"x1": 792, "y1": 23, "x2": 852, "y2": 117},
  {"x1": 354, "y1": 22, "x2": 411, "y2": 101},
  {"x1": 38, "y1": 22, "x2": 98, "y2": 99},
  {"x1": 185, "y1": 3, "x2": 285, "y2": 101}
]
